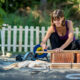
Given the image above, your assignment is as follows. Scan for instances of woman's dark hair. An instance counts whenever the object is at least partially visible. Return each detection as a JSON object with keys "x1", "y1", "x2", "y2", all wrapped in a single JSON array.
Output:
[{"x1": 51, "y1": 9, "x2": 65, "y2": 27}]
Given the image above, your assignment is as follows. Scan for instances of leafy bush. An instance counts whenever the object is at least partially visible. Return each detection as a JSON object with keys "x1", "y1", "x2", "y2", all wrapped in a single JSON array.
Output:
[{"x1": 3, "y1": 9, "x2": 51, "y2": 28}]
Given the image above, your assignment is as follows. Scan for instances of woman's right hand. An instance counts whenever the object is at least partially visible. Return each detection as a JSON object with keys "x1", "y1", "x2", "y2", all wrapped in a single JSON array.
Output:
[{"x1": 41, "y1": 43, "x2": 47, "y2": 50}]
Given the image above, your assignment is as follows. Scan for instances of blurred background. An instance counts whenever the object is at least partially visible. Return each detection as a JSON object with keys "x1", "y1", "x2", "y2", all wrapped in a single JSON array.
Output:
[{"x1": 0, "y1": 0, "x2": 80, "y2": 28}]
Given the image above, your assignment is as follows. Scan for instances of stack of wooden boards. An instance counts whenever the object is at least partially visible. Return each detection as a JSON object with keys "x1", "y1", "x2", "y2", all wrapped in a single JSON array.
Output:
[
  {"x1": 36, "y1": 50, "x2": 80, "y2": 69},
  {"x1": 50, "y1": 50, "x2": 80, "y2": 69}
]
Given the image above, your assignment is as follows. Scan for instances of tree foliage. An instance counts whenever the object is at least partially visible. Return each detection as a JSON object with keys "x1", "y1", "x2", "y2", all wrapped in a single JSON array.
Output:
[{"x1": 0, "y1": 0, "x2": 80, "y2": 27}]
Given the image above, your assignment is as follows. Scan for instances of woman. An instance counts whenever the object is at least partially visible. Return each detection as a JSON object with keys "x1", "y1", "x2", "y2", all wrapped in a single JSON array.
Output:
[{"x1": 41, "y1": 9, "x2": 80, "y2": 52}]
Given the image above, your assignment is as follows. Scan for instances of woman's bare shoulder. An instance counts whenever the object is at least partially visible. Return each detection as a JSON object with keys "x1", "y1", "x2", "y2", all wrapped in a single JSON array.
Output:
[
  {"x1": 66, "y1": 20, "x2": 73, "y2": 30},
  {"x1": 67, "y1": 20, "x2": 73, "y2": 24}
]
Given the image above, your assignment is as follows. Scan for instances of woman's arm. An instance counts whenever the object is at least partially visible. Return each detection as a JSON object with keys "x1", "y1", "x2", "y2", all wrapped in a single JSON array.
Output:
[
  {"x1": 41, "y1": 26, "x2": 54, "y2": 49},
  {"x1": 60, "y1": 20, "x2": 74, "y2": 49}
]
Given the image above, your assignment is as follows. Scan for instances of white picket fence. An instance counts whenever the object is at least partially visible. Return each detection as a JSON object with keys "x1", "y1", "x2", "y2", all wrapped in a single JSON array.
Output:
[
  {"x1": 0, "y1": 26, "x2": 50, "y2": 52},
  {"x1": 0, "y1": 26, "x2": 80, "y2": 52}
]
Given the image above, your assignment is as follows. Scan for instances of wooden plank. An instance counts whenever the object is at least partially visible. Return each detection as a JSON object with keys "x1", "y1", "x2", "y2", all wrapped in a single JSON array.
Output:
[
  {"x1": 36, "y1": 50, "x2": 80, "y2": 53},
  {"x1": 76, "y1": 53, "x2": 80, "y2": 63},
  {"x1": 51, "y1": 53, "x2": 74, "y2": 63},
  {"x1": 50, "y1": 63, "x2": 80, "y2": 69},
  {"x1": 50, "y1": 63, "x2": 71, "y2": 69},
  {"x1": 72, "y1": 63, "x2": 80, "y2": 69}
]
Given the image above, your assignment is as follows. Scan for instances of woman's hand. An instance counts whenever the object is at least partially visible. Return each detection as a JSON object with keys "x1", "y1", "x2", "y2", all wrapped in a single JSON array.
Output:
[
  {"x1": 41, "y1": 43, "x2": 47, "y2": 50},
  {"x1": 53, "y1": 48, "x2": 63, "y2": 53}
]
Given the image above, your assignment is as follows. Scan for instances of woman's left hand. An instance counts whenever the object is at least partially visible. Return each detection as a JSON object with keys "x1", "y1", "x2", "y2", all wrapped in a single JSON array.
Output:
[{"x1": 53, "y1": 48, "x2": 63, "y2": 53}]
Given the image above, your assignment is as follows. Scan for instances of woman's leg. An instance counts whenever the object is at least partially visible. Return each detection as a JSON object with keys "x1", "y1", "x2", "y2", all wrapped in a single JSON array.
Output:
[
  {"x1": 65, "y1": 40, "x2": 80, "y2": 50},
  {"x1": 49, "y1": 32, "x2": 62, "y2": 49}
]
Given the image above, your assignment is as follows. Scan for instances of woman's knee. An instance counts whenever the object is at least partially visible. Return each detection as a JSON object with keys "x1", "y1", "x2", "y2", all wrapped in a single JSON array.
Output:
[{"x1": 70, "y1": 40, "x2": 80, "y2": 50}]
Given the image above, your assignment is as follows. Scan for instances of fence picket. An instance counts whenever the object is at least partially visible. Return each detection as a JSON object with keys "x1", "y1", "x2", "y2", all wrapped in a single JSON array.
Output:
[
  {"x1": 1, "y1": 27, "x2": 5, "y2": 55},
  {"x1": 24, "y1": 26, "x2": 28, "y2": 52},
  {"x1": 13, "y1": 26, "x2": 17, "y2": 52},
  {"x1": 41, "y1": 27, "x2": 45, "y2": 39},
  {"x1": 36, "y1": 27, "x2": 39, "y2": 44},
  {"x1": 47, "y1": 27, "x2": 50, "y2": 47},
  {"x1": 19, "y1": 26, "x2": 23, "y2": 52},
  {"x1": 7, "y1": 26, "x2": 11, "y2": 51},
  {"x1": 30, "y1": 26, "x2": 34, "y2": 52},
  {"x1": 75, "y1": 27, "x2": 79, "y2": 39}
]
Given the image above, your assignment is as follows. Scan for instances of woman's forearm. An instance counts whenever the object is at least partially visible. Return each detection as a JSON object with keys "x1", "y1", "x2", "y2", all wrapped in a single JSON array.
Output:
[{"x1": 60, "y1": 38, "x2": 73, "y2": 49}]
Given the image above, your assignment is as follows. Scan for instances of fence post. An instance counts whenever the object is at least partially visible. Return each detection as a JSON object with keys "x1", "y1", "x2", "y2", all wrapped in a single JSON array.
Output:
[
  {"x1": 7, "y1": 26, "x2": 11, "y2": 51},
  {"x1": 36, "y1": 27, "x2": 39, "y2": 44},
  {"x1": 30, "y1": 26, "x2": 34, "y2": 52},
  {"x1": 24, "y1": 26, "x2": 28, "y2": 52},
  {"x1": 19, "y1": 26, "x2": 23, "y2": 52},
  {"x1": 1, "y1": 27, "x2": 5, "y2": 56},
  {"x1": 75, "y1": 27, "x2": 79, "y2": 39},
  {"x1": 13, "y1": 26, "x2": 17, "y2": 52},
  {"x1": 47, "y1": 27, "x2": 50, "y2": 47},
  {"x1": 41, "y1": 26, "x2": 45, "y2": 39}
]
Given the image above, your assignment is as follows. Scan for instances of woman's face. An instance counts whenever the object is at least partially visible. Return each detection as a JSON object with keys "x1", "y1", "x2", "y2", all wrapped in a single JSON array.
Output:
[{"x1": 53, "y1": 17, "x2": 64, "y2": 27}]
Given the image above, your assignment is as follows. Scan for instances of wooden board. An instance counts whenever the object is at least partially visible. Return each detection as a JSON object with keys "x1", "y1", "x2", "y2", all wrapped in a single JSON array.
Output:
[
  {"x1": 51, "y1": 53, "x2": 74, "y2": 63},
  {"x1": 72, "y1": 63, "x2": 80, "y2": 69},
  {"x1": 50, "y1": 63, "x2": 80, "y2": 69},
  {"x1": 36, "y1": 50, "x2": 80, "y2": 53},
  {"x1": 76, "y1": 53, "x2": 80, "y2": 63},
  {"x1": 50, "y1": 63, "x2": 71, "y2": 69}
]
